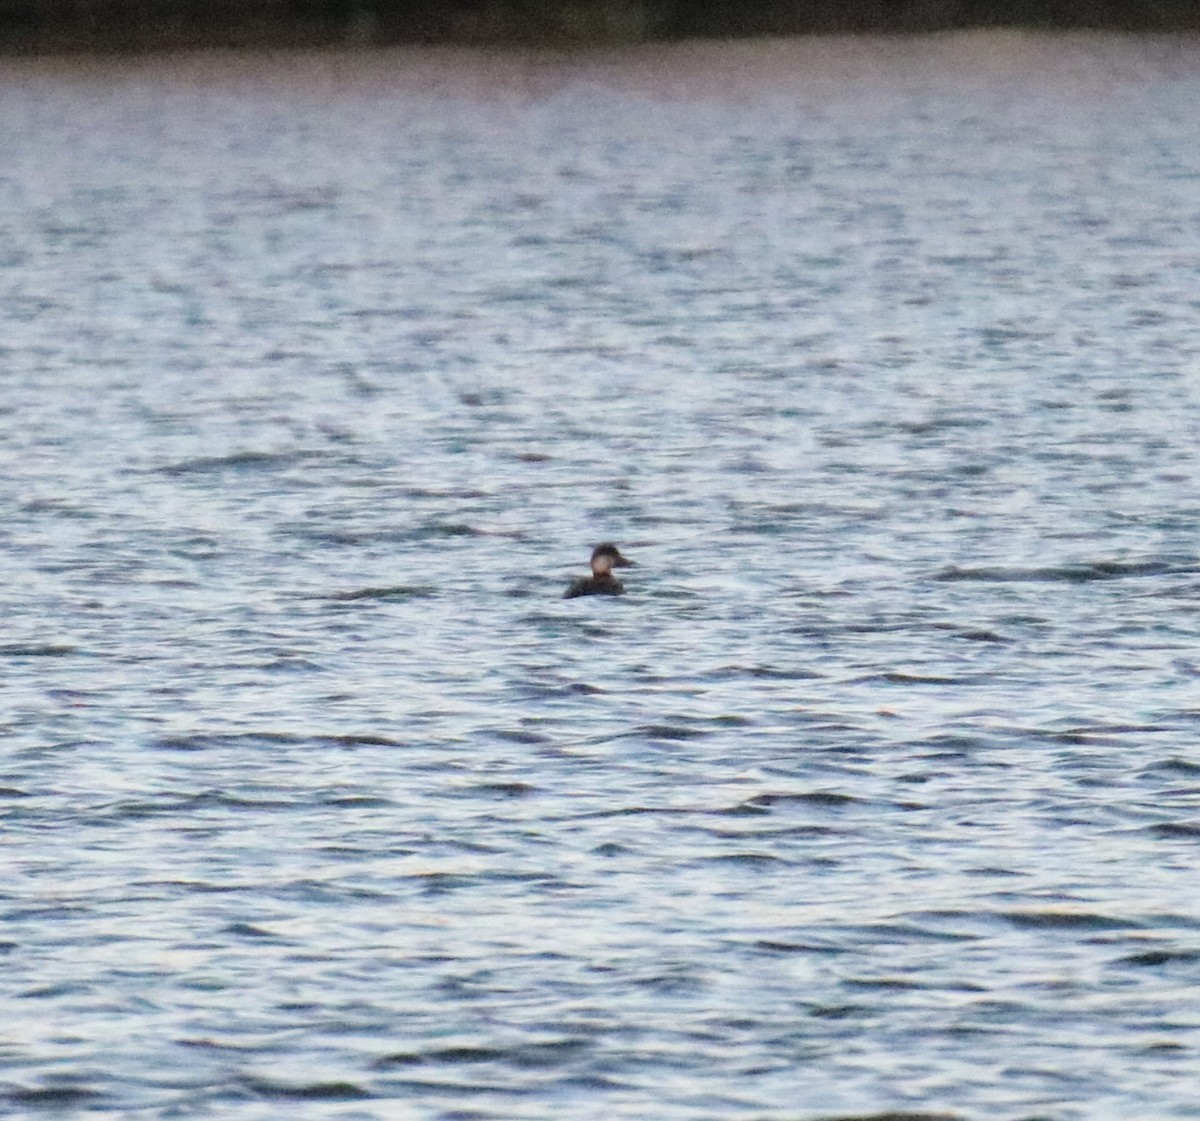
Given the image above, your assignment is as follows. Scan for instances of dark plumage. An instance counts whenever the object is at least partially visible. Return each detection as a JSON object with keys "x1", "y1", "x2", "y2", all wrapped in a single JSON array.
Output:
[{"x1": 564, "y1": 543, "x2": 634, "y2": 599}]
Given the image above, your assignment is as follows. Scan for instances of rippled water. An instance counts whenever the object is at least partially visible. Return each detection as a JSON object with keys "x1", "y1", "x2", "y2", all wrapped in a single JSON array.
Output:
[{"x1": 4, "y1": 31, "x2": 1200, "y2": 1120}]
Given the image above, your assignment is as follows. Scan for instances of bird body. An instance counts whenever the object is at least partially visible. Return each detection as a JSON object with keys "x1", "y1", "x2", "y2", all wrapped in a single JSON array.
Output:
[{"x1": 564, "y1": 543, "x2": 634, "y2": 599}]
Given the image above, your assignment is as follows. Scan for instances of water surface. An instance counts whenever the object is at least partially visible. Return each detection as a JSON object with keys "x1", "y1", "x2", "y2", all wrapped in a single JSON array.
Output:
[{"x1": 3, "y1": 32, "x2": 1200, "y2": 1120}]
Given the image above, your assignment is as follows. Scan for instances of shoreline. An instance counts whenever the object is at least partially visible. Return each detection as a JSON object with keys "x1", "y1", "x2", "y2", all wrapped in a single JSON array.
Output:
[{"x1": 2, "y1": 2, "x2": 1200, "y2": 57}]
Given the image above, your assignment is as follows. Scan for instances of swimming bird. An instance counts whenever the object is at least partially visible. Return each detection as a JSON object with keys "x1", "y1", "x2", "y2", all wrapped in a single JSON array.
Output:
[{"x1": 564, "y1": 543, "x2": 634, "y2": 599}]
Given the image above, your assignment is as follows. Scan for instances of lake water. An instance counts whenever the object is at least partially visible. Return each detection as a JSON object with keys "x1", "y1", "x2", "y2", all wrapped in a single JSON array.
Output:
[{"x1": 3, "y1": 30, "x2": 1200, "y2": 1120}]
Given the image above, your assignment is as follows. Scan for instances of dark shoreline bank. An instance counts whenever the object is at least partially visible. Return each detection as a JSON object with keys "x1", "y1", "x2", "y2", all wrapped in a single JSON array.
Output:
[{"x1": 2, "y1": 1, "x2": 1200, "y2": 56}]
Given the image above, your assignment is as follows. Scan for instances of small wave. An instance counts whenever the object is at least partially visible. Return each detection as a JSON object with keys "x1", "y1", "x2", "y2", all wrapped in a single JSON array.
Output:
[
  {"x1": 843, "y1": 976, "x2": 925, "y2": 991},
  {"x1": 156, "y1": 450, "x2": 322, "y2": 476},
  {"x1": 894, "y1": 415, "x2": 991, "y2": 435},
  {"x1": 850, "y1": 671, "x2": 979, "y2": 686},
  {"x1": 289, "y1": 521, "x2": 498, "y2": 546},
  {"x1": 7, "y1": 1086, "x2": 105, "y2": 1108},
  {"x1": 409, "y1": 521, "x2": 487, "y2": 538},
  {"x1": 458, "y1": 781, "x2": 538, "y2": 799},
  {"x1": 568, "y1": 804, "x2": 696, "y2": 821},
  {"x1": 325, "y1": 585, "x2": 437, "y2": 602},
  {"x1": 154, "y1": 732, "x2": 403, "y2": 750},
  {"x1": 18, "y1": 497, "x2": 93, "y2": 518},
  {"x1": 489, "y1": 728, "x2": 552, "y2": 744},
  {"x1": 699, "y1": 851, "x2": 790, "y2": 868},
  {"x1": 1001, "y1": 910, "x2": 1133, "y2": 931},
  {"x1": 638, "y1": 723, "x2": 711, "y2": 741},
  {"x1": 411, "y1": 869, "x2": 556, "y2": 896},
  {"x1": 1117, "y1": 948, "x2": 1200, "y2": 967},
  {"x1": 709, "y1": 663, "x2": 824, "y2": 680},
  {"x1": 934, "y1": 559, "x2": 1200, "y2": 583},
  {"x1": 395, "y1": 486, "x2": 490, "y2": 499},
  {"x1": 519, "y1": 680, "x2": 606, "y2": 697},
  {"x1": 221, "y1": 922, "x2": 288, "y2": 941},
  {"x1": 374, "y1": 1045, "x2": 504, "y2": 1067},
  {"x1": 1149, "y1": 821, "x2": 1200, "y2": 839},
  {"x1": 845, "y1": 920, "x2": 983, "y2": 945},
  {"x1": 811, "y1": 1113, "x2": 965, "y2": 1121},
  {"x1": 238, "y1": 1076, "x2": 371, "y2": 1101},
  {"x1": 1140, "y1": 757, "x2": 1200, "y2": 777},
  {"x1": 1023, "y1": 725, "x2": 1143, "y2": 745},
  {"x1": 752, "y1": 939, "x2": 848, "y2": 955},
  {"x1": 740, "y1": 791, "x2": 860, "y2": 810},
  {"x1": 100, "y1": 791, "x2": 295, "y2": 819},
  {"x1": 179, "y1": 1036, "x2": 270, "y2": 1053},
  {"x1": 373, "y1": 1038, "x2": 586, "y2": 1070},
  {"x1": 950, "y1": 628, "x2": 1010, "y2": 643},
  {"x1": 985, "y1": 721, "x2": 1171, "y2": 750},
  {"x1": 0, "y1": 643, "x2": 77, "y2": 657}
]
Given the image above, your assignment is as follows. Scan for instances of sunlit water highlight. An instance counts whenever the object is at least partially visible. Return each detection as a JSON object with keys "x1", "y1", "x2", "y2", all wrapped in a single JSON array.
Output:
[{"x1": 3, "y1": 31, "x2": 1200, "y2": 1121}]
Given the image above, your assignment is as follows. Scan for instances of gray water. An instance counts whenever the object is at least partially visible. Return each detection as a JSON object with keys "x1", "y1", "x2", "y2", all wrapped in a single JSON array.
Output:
[{"x1": 3, "y1": 31, "x2": 1200, "y2": 1121}]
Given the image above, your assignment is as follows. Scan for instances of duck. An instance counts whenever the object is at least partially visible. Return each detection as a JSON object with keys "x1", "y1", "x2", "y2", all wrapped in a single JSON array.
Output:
[{"x1": 564, "y1": 543, "x2": 634, "y2": 599}]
